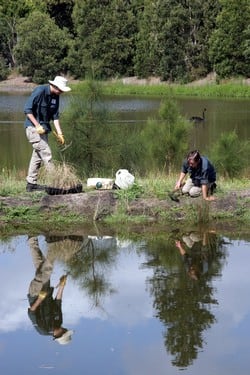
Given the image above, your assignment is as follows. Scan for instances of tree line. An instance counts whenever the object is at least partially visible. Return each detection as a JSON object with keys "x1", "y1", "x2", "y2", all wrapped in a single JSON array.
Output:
[{"x1": 0, "y1": 0, "x2": 249, "y2": 83}]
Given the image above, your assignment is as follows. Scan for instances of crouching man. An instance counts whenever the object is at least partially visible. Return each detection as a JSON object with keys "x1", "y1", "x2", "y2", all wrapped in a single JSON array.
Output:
[{"x1": 175, "y1": 150, "x2": 216, "y2": 201}]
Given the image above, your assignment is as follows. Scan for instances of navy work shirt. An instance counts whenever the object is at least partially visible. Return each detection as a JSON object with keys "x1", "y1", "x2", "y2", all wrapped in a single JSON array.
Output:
[
  {"x1": 24, "y1": 84, "x2": 60, "y2": 133},
  {"x1": 28, "y1": 287, "x2": 63, "y2": 336},
  {"x1": 182, "y1": 156, "x2": 216, "y2": 186}
]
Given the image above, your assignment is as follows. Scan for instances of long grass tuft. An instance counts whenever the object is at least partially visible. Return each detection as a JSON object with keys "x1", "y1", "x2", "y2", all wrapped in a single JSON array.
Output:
[{"x1": 39, "y1": 162, "x2": 82, "y2": 189}]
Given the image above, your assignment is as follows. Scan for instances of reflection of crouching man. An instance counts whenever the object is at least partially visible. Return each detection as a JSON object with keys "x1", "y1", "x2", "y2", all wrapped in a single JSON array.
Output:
[
  {"x1": 175, "y1": 232, "x2": 208, "y2": 281},
  {"x1": 27, "y1": 236, "x2": 73, "y2": 345}
]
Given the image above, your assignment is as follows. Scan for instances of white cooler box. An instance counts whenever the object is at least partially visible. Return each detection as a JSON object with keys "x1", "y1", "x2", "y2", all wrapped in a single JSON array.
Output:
[{"x1": 87, "y1": 178, "x2": 114, "y2": 190}]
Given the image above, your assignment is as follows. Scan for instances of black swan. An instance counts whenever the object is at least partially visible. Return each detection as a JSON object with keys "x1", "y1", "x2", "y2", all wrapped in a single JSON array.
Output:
[{"x1": 190, "y1": 108, "x2": 206, "y2": 122}]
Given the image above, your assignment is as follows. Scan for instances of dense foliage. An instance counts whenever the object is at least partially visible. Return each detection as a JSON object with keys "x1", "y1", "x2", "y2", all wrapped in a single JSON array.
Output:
[
  {"x1": 0, "y1": 0, "x2": 249, "y2": 83},
  {"x1": 59, "y1": 82, "x2": 250, "y2": 178}
]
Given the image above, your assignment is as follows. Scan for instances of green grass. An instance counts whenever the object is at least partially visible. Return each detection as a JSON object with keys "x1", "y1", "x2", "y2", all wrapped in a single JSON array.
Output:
[
  {"x1": 0, "y1": 168, "x2": 26, "y2": 196},
  {"x1": 0, "y1": 170, "x2": 249, "y2": 199},
  {"x1": 0, "y1": 170, "x2": 249, "y2": 230},
  {"x1": 72, "y1": 79, "x2": 250, "y2": 99}
]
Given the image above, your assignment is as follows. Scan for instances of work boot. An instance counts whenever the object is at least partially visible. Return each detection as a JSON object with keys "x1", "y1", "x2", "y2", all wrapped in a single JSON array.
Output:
[{"x1": 26, "y1": 183, "x2": 46, "y2": 192}]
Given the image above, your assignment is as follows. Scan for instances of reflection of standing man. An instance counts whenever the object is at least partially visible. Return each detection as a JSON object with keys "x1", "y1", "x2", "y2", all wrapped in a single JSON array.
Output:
[{"x1": 27, "y1": 236, "x2": 73, "y2": 345}]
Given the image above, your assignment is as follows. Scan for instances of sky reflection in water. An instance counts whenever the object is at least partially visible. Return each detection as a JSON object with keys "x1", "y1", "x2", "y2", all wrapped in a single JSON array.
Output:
[{"x1": 0, "y1": 234, "x2": 249, "y2": 375}]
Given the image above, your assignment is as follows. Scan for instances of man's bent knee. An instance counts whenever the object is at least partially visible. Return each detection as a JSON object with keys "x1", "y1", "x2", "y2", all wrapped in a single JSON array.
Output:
[{"x1": 189, "y1": 187, "x2": 201, "y2": 197}]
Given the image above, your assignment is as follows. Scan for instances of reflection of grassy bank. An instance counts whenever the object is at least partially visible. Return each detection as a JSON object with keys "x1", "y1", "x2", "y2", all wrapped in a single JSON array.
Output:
[{"x1": 73, "y1": 80, "x2": 250, "y2": 98}]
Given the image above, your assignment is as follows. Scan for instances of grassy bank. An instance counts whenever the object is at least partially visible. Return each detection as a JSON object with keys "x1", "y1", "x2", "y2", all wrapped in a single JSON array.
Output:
[
  {"x1": 1, "y1": 74, "x2": 249, "y2": 98},
  {"x1": 73, "y1": 79, "x2": 250, "y2": 98},
  {"x1": 1, "y1": 170, "x2": 249, "y2": 198},
  {"x1": 0, "y1": 170, "x2": 249, "y2": 233}
]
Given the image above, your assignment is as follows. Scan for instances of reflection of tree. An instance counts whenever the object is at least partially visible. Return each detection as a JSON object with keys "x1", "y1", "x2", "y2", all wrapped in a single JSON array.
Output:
[
  {"x1": 143, "y1": 230, "x2": 227, "y2": 369},
  {"x1": 66, "y1": 236, "x2": 118, "y2": 308}
]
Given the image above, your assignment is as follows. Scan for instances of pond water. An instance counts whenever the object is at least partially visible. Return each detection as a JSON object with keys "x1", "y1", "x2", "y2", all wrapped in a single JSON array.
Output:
[
  {"x1": 0, "y1": 228, "x2": 250, "y2": 375},
  {"x1": 0, "y1": 92, "x2": 250, "y2": 171},
  {"x1": 0, "y1": 91, "x2": 250, "y2": 374}
]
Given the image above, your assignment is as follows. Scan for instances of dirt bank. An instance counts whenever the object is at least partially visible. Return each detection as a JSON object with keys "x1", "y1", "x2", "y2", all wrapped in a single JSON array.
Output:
[
  {"x1": 0, "y1": 75, "x2": 37, "y2": 92},
  {"x1": 0, "y1": 188, "x2": 249, "y2": 223},
  {"x1": 0, "y1": 74, "x2": 79, "y2": 92}
]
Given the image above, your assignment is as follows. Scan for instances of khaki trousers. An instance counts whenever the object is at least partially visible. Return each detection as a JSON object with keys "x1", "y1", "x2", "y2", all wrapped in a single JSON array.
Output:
[
  {"x1": 182, "y1": 178, "x2": 201, "y2": 197},
  {"x1": 28, "y1": 236, "x2": 54, "y2": 297},
  {"x1": 26, "y1": 126, "x2": 53, "y2": 184}
]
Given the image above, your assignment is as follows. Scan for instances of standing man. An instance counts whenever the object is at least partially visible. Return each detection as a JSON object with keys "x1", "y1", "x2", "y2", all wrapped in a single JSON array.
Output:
[
  {"x1": 24, "y1": 76, "x2": 71, "y2": 192},
  {"x1": 174, "y1": 150, "x2": 216, "y2": 201}
]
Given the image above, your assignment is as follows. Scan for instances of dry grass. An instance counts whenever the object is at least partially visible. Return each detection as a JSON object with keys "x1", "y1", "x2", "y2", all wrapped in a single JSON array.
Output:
[{"x1": 40, "y1": 162, "x2": 82, "y2": 189}]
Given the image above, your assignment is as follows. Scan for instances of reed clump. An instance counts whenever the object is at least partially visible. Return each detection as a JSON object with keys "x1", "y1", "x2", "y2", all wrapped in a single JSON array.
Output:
[{"x1": 40, "y1": 162, "x2": 82, "y2": 189}]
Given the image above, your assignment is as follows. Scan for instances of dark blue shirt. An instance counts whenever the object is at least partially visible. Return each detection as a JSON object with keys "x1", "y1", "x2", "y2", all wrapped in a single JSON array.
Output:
[
  {"x1": 182, "y1": 156, "x2": 216, "y2": 186},
  {"x1": 24, "y1": 84, "x2": 60, "y2": 133},
  {"x1": 28, "y1": 288, "x2": 63, "y2": 336}
]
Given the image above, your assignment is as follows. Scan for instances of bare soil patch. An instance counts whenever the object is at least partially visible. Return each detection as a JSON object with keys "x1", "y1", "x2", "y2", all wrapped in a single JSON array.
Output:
[{"x1": 0, "y1": 74, "x2": 36, "y2": 91}]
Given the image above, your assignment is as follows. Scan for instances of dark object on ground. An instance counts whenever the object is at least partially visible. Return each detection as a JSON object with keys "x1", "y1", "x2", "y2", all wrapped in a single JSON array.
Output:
[
  {"x1": 96, "y1": 181, "x2": 102, "y2": 189},
  {"x1": 168, "y1": 182, "x2": 217, "y2": 202},
  {"x1": 168, "y1": 191, "x2": 180, "y2": 203},
  {"x1": 190, "y1": 108, "x2": 206, "y2": 122},
  {"x1": 209, "y1": 182, "x2": 217, "y2": 195},
  {"x1": 45, "y1": 184, "x2": 83, "y2": 195},
  {"x1": 26, "y1": 183, "x2": 46, "y2": 192}
]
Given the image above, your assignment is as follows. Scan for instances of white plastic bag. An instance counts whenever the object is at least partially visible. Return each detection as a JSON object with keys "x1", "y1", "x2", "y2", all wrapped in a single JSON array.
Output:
[{"x1": 115, "y1": 169, "x2": 135, "y2": 189}]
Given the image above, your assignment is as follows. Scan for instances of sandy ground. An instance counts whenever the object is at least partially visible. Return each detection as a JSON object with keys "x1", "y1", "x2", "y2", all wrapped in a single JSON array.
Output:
[{"x1": 0, "y1": 75, "x2": 37, "y2": 91}]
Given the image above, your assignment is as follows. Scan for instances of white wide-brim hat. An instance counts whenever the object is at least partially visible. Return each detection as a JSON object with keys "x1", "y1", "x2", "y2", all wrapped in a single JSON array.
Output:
[
  {"x1": 182, "y1": 235, "x2": 194, "y2": 249},
  {"x1": 49, "y1": 76, "x2": 71, "y2": 92},
  {"x1": 54, "y1": 330, "x2": 74, "y2": 345}
]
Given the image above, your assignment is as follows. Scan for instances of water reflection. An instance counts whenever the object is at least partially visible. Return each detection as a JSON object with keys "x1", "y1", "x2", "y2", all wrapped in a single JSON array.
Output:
[
  {"x1": 47, "y1": 234, "x2": 118, "y2": 308},
  {"x1": 26, "y1": 234, "x2": 118, "y2": 347},
  {"x1": 143, "y1": 229, "x2": 227, "y2": 368},
  {"x1": 27, "y1": 236, "x2": 73, "y2": 345},
  {"x1": 1, "y1": 230, "x2": 250, "y2": 374}
]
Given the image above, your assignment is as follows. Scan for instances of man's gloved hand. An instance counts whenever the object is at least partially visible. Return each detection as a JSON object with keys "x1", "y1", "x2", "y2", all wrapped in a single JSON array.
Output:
[
  {"x1": 36, "y1": 125, "x2": 45, "y2": 135},
  {"x1": 53, "y1": 131, "x2": 65, "y2": 145},
  {"x1": 38, "y1": 291, "x2": 47, "y2": 300},
  {"x1": 57, "y1": 133, "x2": 65, "y2": 145}
]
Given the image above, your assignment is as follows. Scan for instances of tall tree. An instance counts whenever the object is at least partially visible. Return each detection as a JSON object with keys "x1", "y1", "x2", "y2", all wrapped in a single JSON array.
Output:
[
  {"x1": 184, "y1": 0, "x2": 220, "y2": 80},
  {"x1": 209, "y1": 0, "x2": 250, "y2": 78},
  {"x1": 44, "y1": 0, "x2": 75, "y2": 34},
  {"x1": 70, "y1": 0, "x2": 137, "y2": 79},
  {"x1": 157, "y1": 0, "x2": 190, "y2": 81},
  {"x1": 14, "y1": 11, "x2": 71, "y2": 83},
  {"x1": 135, "y1": 0, "x2": 220, "y2": 82},
  {"x1": 140, "y1": 97, "x2": 193, "y2": 174},
  {"x1": 134, "y1": 0, "x2": 162, "y2": 78},
  {"x1": 0, "y1": 0, "x2": 32, "y2": 67}
]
